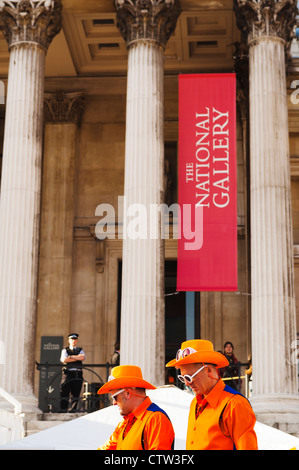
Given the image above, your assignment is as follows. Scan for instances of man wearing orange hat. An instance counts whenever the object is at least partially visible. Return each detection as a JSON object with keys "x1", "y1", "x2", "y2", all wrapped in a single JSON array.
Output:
[
  {"x1": 166, "y1": 339, "x2": 258, "y2": 450},
  {"x1": 97, "y1": 365, "x2": 175, "y2": 450}
]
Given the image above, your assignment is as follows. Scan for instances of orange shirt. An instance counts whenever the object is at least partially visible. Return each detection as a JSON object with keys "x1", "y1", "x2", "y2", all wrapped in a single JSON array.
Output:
[
  {"x1": 98, "y1": 397, "x2": 175, "y2": 450},
  {"x1": 186, "y1": 379, "x2": 258, "y2": 450}
]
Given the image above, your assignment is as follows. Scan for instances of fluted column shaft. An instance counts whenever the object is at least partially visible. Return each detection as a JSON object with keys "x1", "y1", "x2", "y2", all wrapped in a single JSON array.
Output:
[
  {"x1": 115, "y1": 0, "x2": 180, "y2": 385},
  {"x1": 0, "y1": 43, "x2": 45, "y2": 400},
  {"x1": 121, "y1": 41, "x2": 165, "y2": 384},
  {"x1": 0, "y1": 1, "x2": 61, "y2": 409},
  {"x1": 250, "y1": 37, "x2": 297, "y2": 398},
  {"x1": 234, "y1": 0, "x2": 299, "y2": 419}
]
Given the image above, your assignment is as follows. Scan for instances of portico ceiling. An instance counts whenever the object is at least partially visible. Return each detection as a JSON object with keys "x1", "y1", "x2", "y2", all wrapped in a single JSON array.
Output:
[{"x1": 0, "y1": 0, "x2": 240, "y2": 77}]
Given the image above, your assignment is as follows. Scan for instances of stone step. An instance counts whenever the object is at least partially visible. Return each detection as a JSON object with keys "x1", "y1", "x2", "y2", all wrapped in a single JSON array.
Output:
[
  {"x1": 24, "y1": 412, "x2": 88, "y2": 437},
  {"x1": 25, "y1": 420, "x2": 64, "y2": 436},
  {"x1": 41, "y1": 412, "x2": 86, "y2": 421}
]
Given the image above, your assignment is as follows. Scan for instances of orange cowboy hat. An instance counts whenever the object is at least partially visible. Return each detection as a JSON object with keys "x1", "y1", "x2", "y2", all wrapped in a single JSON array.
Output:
[
  {"x1": 97, "y1": 365, "x2": 156, "y2": 395},
  {"x1": 166, "y1": 339, "x2": 229, "y2": 369}
]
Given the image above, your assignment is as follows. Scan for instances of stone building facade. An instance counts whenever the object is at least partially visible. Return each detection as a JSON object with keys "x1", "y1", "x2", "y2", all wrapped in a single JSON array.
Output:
[{"x1": 0, "y1": 0, "x2": 298, "y2": 434}]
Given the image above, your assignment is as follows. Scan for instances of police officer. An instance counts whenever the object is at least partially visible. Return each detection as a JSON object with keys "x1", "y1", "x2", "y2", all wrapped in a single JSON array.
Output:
[{"x1": 60, "y1": 333, "x2": 86, "y2": 412}]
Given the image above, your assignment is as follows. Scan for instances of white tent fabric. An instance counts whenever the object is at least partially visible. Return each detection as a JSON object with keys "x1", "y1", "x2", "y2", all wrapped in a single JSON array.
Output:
[{"x1": 1, "y1": 386, "x2": 298, "y2": 450}]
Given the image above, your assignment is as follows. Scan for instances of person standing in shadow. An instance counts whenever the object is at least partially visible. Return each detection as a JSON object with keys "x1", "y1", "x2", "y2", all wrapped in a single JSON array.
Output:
[{"x1": 60, "y1": 333, "x2": 86, "y2": 412}]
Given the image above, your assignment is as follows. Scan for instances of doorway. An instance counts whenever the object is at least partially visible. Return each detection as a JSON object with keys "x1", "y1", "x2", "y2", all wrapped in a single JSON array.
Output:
[
  {"x1": 116, "y1": 259, "x2": 200, "y2": 369},
  {"x1": 165, "y1": 260, "x2": 200, "y2": 366}
]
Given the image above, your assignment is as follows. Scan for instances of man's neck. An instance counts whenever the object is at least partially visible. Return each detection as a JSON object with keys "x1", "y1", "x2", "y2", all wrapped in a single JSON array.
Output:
[{"x1": 127, "y1": 396, "x2": 148, "y2": 415}]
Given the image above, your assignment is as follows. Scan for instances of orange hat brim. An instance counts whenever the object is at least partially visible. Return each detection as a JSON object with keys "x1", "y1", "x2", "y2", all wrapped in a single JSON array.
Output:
[
  {"x1": 166, "y1": 351, "x2": 229, "y2": 369},
  {"x1": 97, "y1": 377, "x2": 156, "y2": 395}
]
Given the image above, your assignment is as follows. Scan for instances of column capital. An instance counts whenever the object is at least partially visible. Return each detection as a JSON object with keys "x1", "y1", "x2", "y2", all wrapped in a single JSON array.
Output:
[
  {"x1": 0, "y1": 0, "x2": 62, "y2": 51},
  {"x1": 234, "y1": 0, "x2": 297, "y2": 46},
  {"x1": 114, "y1": 0, "x2": 181, "y2": 49},
  {"x1": 44, "y1": 91, "x2": 85, "y2": 124}
]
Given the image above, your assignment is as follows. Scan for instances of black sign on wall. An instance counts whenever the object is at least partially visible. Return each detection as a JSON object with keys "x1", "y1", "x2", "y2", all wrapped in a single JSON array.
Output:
[{"x1": 39, "y1": 336, "x2": 63, "y2": 412}]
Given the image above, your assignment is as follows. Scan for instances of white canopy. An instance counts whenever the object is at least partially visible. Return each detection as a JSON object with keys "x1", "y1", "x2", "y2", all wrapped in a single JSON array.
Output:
[{"x1": 1, "y1": 386, "x2": 298, "y2": 450}]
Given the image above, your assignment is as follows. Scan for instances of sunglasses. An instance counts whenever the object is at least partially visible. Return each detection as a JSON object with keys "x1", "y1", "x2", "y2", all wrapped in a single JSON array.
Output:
[
  {"x1": 178, "y1": 364, "x2": 206, "y2": 384},
  {"x1": 111, "y1": 389, "x2": 125, "y2": 400},
  {"x1": 176, "y1": 347, "x2": 197, "y2": 361}
]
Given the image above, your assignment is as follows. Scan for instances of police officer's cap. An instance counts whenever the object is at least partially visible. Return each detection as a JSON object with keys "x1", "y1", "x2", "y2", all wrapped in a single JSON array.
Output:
[{"x1": 68, "y1": 333, "x2": 79, "y2": 339}]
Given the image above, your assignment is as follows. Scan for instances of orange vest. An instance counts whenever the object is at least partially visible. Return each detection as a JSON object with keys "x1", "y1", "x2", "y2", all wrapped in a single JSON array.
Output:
[
  {"x1": 99, "y1": 397, "x2": 175, "y2": 450},
  {"x1": 186, "y1": 380, "x2": 258, "y2": 450}
]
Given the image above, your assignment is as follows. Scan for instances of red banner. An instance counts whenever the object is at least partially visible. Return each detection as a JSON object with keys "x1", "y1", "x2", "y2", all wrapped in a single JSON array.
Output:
[{"x1": 177, "y1": 74, "x2": 237, "y2": 291}]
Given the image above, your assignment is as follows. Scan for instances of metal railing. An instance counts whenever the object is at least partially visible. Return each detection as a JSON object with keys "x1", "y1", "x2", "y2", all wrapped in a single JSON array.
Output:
[
  {"x1": 36, "y1": 361, "x2": 252, "y2": 413},
  {"x1": 220, "y1": 362, "x2": 252, "y2": 397},
  {"x1": 36, "y1": 362, "x2": 112, "y2": 413}
]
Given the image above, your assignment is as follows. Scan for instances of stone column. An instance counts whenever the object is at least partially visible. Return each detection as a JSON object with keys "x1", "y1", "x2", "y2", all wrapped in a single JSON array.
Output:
[
  {"x1": 234, "y1": 0, "x2": 299, "y2": 429},
  {"x1": 115, "y1": 0, "x2": 180, "y2": 385},
  {"x1": 36, "y1": 92, "x2": 85, "y2": 338},
  {"x1": 0, "y1": 1, "x2": 62, "y2": 410}
]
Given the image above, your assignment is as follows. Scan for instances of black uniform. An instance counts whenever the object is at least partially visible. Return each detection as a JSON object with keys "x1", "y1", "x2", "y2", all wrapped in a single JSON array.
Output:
[{"x1": 60, "y1": 345, "x2": 85, "y2": 412}]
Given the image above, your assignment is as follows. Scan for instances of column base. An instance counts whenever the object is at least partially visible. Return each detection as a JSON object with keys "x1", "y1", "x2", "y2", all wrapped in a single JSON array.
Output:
[
  {"x1": 251, "y1": 395, "x2": 299, "y2": 437},
  {"x1": 0, "y1": 392, "x2": 41, "y2": 415}
]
